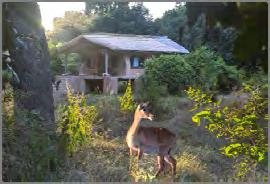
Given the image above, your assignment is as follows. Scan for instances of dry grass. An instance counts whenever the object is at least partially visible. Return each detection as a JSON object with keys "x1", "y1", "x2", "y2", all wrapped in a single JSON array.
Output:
[
  {"x1": 175, "y1": 151, "x2": 212, "y2": 181},
  {"x1": 54, "y1": 94, "x2": 267, "y2": 182}
]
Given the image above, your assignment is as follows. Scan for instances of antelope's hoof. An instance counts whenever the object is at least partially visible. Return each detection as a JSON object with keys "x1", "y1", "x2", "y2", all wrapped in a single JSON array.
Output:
[{"x1": 155, "y1": 172, "x2": 160, "y2": 178}]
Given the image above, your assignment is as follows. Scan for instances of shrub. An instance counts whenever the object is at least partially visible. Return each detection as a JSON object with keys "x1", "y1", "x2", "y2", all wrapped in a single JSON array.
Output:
[
  {"x1": 186, "y1": 85, "x2": 268, "y2": 179},
  {"x1": 118, "y1": 80, "x2": 136, "y2": 115},
  {"x1": 142, "y1": 47, "x2": 242, "y2": 95},
  {"x1": 144, "y1": 54, "x2": 194, "y2": 94},
  {"x1": 2, "y1": 85, "x2": 61, "y2": 181},
  {"x1": 135, "y1": 74, "x2": 167, "y2": 102},
  {"x1": 57, "y1": 85, "x2": 97, "y2": 155},
  {"x1": 134, "y1": 74, "x2": 170, "y2": 119},
  {"x1": 185, "y1": 46, "x2": 242, "y2": 92},
  {"x1": 243, "y1": 67, "x2": 268, "y2": 97}
]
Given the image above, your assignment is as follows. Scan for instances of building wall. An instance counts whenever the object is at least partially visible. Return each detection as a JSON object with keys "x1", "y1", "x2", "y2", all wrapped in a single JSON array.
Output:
[
  {"x1": 79, "y1": 52, "x2": 99, "y2": 75},
  {"x1": 77, "y1": 49, "x2": 157, "y2": 78},
  {"x1": 108, "y1": 53, "x2": 125, "y2": 76},
  {"x1": 124, "y1": 54, "x2": 147, "y2": 78}
]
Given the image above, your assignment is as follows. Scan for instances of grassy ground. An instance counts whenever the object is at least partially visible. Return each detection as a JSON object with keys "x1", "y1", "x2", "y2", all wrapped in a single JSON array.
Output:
[
  {"x1": 3, "y1": 85, "x2": 267, "y2": 182},
  {"x1": 56, "y1": 94, "x2": 267, "y2": 182}
]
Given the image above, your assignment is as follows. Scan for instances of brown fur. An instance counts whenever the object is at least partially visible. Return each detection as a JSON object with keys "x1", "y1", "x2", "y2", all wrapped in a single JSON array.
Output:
[{"x1": 126, "y1": 104, "x2": 177, "y2": 177}]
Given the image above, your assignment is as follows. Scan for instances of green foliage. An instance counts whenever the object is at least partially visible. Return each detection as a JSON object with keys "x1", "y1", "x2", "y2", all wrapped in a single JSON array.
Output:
[
  {"x1": 2, "y1": 85, "x2": 61, "y2": 181},
  {"x1": 47, "y1": 11, "x2": 92, "y2": 42},
  {"x1": 186, "y1": 85, "x2": 268, "y2": 179},
  {"x1": 206, "y1": 24, "x2": 239, "y2": 64},
  {"x1": 182, "y1": 13, "x2": 206, "y2": 50},
  {"x1": 57, "y1": 85, "x2": 97, "y2": 155},
  {"x1": 48, "y1": 40, "x2": 64, "y2": 76},
  {"x1": 185, "y1": 46, "x2": 243, "y2": 91},
  {"x1": 60, "y1": 53, "x2": 80, "y2": 75},
  {"x1": 143, "y1": 47, "x2": 242, "y2": 94},
  {"x1": 118, "y1": 80, "x2": 136, "y2": 115},
  {"x1": 2, "y1": 70, "x2": 13, "y2": 87},
  {"x1": 242, "y1": 67, "x2": 268, "y2": 94},
  {"x1": 88, "y1": 2, "x2": 157, "y2": 35},
  {"x1": 144, "y1": 54, "x2": 194, "y2": 94},
  {"x1": 48, "y1": 40, "x2": 80, "y2": 76},
  {"x1": 155, "y1": 5, "x2": 187, "y2": 42},
  {"x1": 185, "y1": 2, "x2": 267, "y2": 72},
  {"x1": 85, "y1": 1, "x2": 120, "y2": 15},
  {"x1": 135, "y1": 73, "x2": 168, "y2": 101}
]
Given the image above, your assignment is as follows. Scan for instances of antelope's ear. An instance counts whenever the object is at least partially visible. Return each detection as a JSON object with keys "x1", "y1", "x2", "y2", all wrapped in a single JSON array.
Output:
[
  {"x1": 140, "y1": 101, "x2": 149, "y2": 109},
  {"x1": 139, "y1": 103, "x2": 144, "y2": 110}
]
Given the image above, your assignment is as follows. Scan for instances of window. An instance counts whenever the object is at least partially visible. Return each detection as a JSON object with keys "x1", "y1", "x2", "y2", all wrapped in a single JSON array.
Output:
[{"x1": 130, "y1": 56, "x2": 144, "y2": 69}]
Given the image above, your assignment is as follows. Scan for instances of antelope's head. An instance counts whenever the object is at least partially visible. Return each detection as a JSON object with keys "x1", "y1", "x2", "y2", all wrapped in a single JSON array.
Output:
[{"x1": 136, "y1": 102, "x2": 154, "y2": 121}]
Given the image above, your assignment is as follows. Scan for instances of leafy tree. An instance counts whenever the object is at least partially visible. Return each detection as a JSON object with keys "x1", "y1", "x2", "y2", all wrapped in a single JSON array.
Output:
[
  {"x1": 185, "y1": 2, "x2": 268, "y2": 72},
  {"x1": 182, "y1": 13, "x2": 206, "y2": 51},
  {"x1": 186, "y1": 85, "x2": 267, "y2": 179},
  {"x1": 47, "y1": 11, "x2": 92, "y2": 42},
  {"x1": 88, "y1": 2, "x2": 157, "y2": 35},
  {"x1": 206, "y1": 23, "x2": 238, "y2": 64},
  {"x1": 182, "y1": 13, "x2": 238, "y2": 65},
  {"x1": 154, "y1": 5, "x2": 187, "y2": 42},
  {"x1": 85, "y1": 1, "x2": 119, "y2": 15},
  {"x1": 47, "y1": 40, "x2": 64, "y2": 76}
]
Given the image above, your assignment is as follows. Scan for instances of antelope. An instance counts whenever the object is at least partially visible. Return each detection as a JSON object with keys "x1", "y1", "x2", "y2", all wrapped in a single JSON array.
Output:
[{"x1": 126, "y1": 102, "x2": 177, "y2": 177}]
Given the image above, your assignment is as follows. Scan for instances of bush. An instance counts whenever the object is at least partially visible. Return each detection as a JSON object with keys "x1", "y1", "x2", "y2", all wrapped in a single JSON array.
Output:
[
  {"x1": 243, "y1": 67, "x2": 268, "y2": 97},
  {"x1": 2, "y1": 85, "x2": 61, "y2": 181},
  {"x1": 185, "y1": 46, "x2": 242, "y2": 92},
  {"x1": 135, "y1": 74, "x2": 167, "y2": 101},
  {"x1": 186, "y1": 85, "x2": 268, "y2": 179},
  {"x1": 144, "y1": 54, "x2": 194, "y2": 94},
  {"x1": 57, "y1": 85, "x2": 97, "y2": 155},
  {"x1": 134, "y1": 74, "x2": 169, "y2": 118},
  {"x1": 118, "y1": 80, "x2": 136, "y2": 116},
  {"x1": 142, "y1": 47, "x2": 242, "y2": 95}
]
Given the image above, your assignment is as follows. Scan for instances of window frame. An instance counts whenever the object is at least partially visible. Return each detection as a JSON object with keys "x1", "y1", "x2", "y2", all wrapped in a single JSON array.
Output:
[{"x1": 130, "y1": 56, "x2": 144, "y2": 69}]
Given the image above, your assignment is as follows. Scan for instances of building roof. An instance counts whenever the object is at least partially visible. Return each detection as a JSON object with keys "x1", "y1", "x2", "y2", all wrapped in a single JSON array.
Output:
[{"x1": 58, "y1": 33, "x2": 189, "y2": 54}]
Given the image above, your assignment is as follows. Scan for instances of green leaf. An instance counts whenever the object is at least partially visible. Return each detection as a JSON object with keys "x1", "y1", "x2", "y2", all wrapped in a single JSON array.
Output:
[
  {"x1": 192, "y1": 110, "x2": 210, "y2": 125},
  {"x1": 223, "y1": 143, "x2": 241, "y2": 156}
]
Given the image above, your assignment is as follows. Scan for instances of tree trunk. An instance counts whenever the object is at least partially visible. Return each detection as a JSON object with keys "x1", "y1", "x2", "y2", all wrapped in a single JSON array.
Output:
[{"x1": 4, "y1": 2, "x2": 55, "y2": 124}]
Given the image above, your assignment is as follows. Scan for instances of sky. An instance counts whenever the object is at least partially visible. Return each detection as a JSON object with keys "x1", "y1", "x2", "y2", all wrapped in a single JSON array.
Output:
[{"x1": 38, "y1": 2, "x2": 176, "y2": 31}]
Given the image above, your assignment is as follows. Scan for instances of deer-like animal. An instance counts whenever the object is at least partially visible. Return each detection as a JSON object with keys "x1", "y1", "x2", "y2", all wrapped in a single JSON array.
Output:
[{"x1": 126, "y1": 102, "x2": 177, "y2": 177}]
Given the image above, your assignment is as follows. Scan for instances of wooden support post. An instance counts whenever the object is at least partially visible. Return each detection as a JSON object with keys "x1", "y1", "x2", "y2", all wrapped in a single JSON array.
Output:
[
  {"x1": 124, "y1": 55, "x2": 131, "y2": 76},
  {"x1": 104, "y1": 49, "x2": 109, "y2": 75}
]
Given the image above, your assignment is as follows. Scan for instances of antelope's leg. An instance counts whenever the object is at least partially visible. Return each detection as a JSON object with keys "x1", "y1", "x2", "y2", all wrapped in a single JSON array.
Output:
[
  {"x1": 129, "y1": 148, "x2": 133, "y2": 156},
  {"x1": 155, "y1": 155, "x2": 165, "y2": 177},
  {"x1": 130, "y1": 148, "x2": 138, "y2": 156},
  {"x1": 164, "y1": 155, "x2": 176, "y2": 176},
  {"x1": 137, "y1": 148, "x2": 143, "y2": 160}
]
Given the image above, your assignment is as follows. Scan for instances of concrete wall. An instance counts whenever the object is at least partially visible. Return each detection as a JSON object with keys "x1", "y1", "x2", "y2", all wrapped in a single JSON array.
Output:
[{"x1": 103, "y1": 76, "x2": 118, "y2": 95}]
